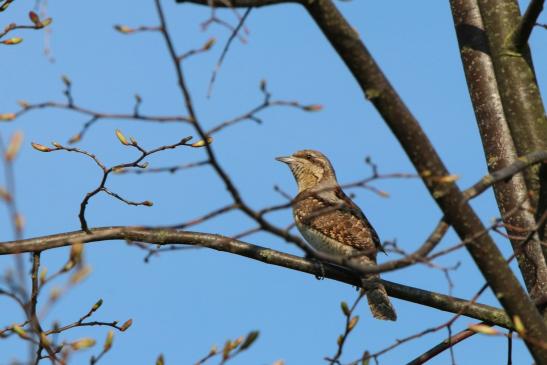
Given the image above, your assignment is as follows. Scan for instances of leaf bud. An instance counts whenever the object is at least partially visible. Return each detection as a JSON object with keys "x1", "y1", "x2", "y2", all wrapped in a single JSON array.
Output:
[
  {"x1": 103, "y1": 330, "x2": 114, "y2": 352},
  {"x1": 71, "y1": 338, "x2": 96, "y2": 350},
  {"x1": 2, "y1": 37, "x2": 23, "y2": 45},
  {"x1": 190, "y1": 136, "x2": 213, "y2": 148},
  {"x1": 31, "y1": 142, "x2": 52, "y2": 152},
  {"x1": 120, "y1": 319, "x2": 132, "y2": 332},
  {"x1": 115, "y1": 129, "x2": 129, "y2": 145}
]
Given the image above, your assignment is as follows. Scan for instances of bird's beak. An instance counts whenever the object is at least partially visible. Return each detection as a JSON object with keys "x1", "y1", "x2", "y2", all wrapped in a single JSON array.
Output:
[{"x1": 275, "y1": 156, "x2": 294, "y2": 164}]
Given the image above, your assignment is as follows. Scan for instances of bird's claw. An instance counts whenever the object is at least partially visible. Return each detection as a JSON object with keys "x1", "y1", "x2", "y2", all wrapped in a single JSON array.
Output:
[{"x1": 306, "y1": 254, "x2": 326, "y2": 280}]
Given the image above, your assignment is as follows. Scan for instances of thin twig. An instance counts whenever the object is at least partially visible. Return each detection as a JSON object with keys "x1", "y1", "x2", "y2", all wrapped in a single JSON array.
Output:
[
  {"x1": 326, "y1": 291, "x2": 365, "y2": 364},
  {"x1": 206, "y1": 8, "x2": 252, "y2": 97},
  {"x1": 406, "y1": 324, "x2": 484, "y2": 365}
]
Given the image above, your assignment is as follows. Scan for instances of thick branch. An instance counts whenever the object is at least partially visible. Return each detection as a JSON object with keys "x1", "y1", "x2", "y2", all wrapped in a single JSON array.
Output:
[
  {"x1": 477, "y1": 0, "x2": 547, "y2": 223},
  {"x1": 450, "y1": 0, "x2": 547, "y2": 310},
  {"x1": 0, "y1": 226, "x2": 512, "y2": 328}
]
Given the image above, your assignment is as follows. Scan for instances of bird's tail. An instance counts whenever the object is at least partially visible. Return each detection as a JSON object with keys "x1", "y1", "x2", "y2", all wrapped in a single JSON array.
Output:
[{"x1": 363, "y1": 278, "x2": 397, "y2": 321}]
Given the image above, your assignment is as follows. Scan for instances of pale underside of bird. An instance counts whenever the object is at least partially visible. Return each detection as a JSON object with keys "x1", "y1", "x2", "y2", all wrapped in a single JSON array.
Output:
[{"x1": 276, "y1": 149, "x2": 397, "y2": 321}]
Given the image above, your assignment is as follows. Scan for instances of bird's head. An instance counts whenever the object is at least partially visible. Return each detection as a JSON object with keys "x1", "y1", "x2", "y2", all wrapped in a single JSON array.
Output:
[{"x1": 276, "y1": 149, "x2": 337, "y2": 192}]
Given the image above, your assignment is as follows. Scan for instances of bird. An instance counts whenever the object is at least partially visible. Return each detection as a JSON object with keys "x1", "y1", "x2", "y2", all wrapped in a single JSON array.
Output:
[{"x1": 276, "y1": 149, "x2": 397, "y2": 321}]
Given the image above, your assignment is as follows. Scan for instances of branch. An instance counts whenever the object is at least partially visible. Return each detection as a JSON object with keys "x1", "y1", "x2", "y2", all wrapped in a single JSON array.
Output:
[
  {"x1": 326, "y1": 292, "x2": 365, "y2": 364},
  {"x1": 31, "y1": 136, "x2": 193, "y2": 232},
  {"x1": 177, "y1": 0, "x2": 297, "y2": 7},
  {"x1": 354, "y1": 218, "x2": 449, "y2": 275},
  {"x1": 451, "y1": 0, "x2": 547, "y2": 309},
  {"x1": 207, "y1": 7, "x2": 252, "y2": 97},
  {"x1": 28, "y1": 252, "x2": 58, "y2": 363},
  {"x1": 0, "y1": 226, "x2": 512, "y2": 329},
  {"x1": 477, "y1": 0, "x2": 547, "y2": 230},
  {"x1": 368, "y1": 149, "x2": 547, "y2": 275},
  {"x1": 463, "y1": 151, "x2": 547, "y2": 199},
  {"x1": 406, "y1": 323, "x2": 487, "y2": 365},
  {"x1": 509, "y1": 0, "x2": 545, "y2": 51},
  {"x1": 206, "y1": 81, "x2": 320, "y2": 136},
  {"x1": 0, "y1": 12, "x2": 52, "y2": 44},
  {"x1": 15, "y1": 100, "x2": 191, "y2": 143}
]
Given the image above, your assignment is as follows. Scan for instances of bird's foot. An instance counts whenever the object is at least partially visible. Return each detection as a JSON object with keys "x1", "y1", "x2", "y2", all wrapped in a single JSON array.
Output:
[{"x1": 306, "y1": 254, "x2": 326, "y2": 280}]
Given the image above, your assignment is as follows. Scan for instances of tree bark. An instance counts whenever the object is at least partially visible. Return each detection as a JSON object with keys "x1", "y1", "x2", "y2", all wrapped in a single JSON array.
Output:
[
  {"x1": 450, "y1": 0, "x2": 547, "y2": 315},
  {"x1": 477, "y1": 0, "x2": 547, "y2": 258}
]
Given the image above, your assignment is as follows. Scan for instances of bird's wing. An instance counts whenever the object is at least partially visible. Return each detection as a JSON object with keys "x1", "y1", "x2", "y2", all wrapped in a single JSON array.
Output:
[
  {"x1": 334, "y1": 187, "x2": 385, "y2": 254},
  {"x1": 294, "y1": 188, "x2": 383, "y2": 254}
]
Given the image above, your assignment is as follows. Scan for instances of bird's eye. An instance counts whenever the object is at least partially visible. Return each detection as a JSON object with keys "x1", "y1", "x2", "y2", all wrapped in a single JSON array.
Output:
[{"x1": 305, "y1": 153, "x2": 313, "y2": 160}]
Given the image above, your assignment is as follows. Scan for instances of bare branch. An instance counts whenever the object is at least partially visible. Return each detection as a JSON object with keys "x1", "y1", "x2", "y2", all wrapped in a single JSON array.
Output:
[
  {"x1": 32, "y1": 136, "x2": 192, "y2": 232},
  {"x1": 116, "y1": 159, "x2": 209, "y2": 174},
  {"x1": 0, "y1": 226, "x2": 512, "y2": 328},
  {"x1": 15, "y1": 100, "x2": 191, "y2": 144},
  {"x1": 28, "y1": 253, "x2": 59, "y2": 364},
  {"x1": 463, "y1": 151, "x2": 547, "y2": 199},
  {"x1": 509, "y1": 0, "x2": 545, "y2": 51},
  {"x1": 406, "y1": 324, "x2": 485, "y2": 365},
  {"x1": 207, "y1": 8, "x2": 252, "y2": 97},
  {"x1": 326, "y1": 292, "x2": 365, "y2": 364},
  {"x1": 207, "y1": 80, "x2": 321, "y2": 135}
]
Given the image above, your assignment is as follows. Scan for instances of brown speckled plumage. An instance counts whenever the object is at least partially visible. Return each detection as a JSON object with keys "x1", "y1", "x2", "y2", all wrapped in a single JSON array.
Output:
[
  {"x1": 293, "y1": 190, "x2": 383, "y2": 255},
  {"x1": 277, "y1": 149, "x2": 397, "y2": 321}
]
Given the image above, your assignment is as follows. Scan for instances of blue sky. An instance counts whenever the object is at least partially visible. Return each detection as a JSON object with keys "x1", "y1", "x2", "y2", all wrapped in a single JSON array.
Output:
[{"x1": 0, "y1": 0, "x2": 544, "y2": 364}]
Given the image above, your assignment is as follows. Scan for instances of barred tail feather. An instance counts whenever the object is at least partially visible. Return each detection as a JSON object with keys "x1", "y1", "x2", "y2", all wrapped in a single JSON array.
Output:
[{"x1": 365, "y1": 283, "x2": 397, "y2": 321}]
